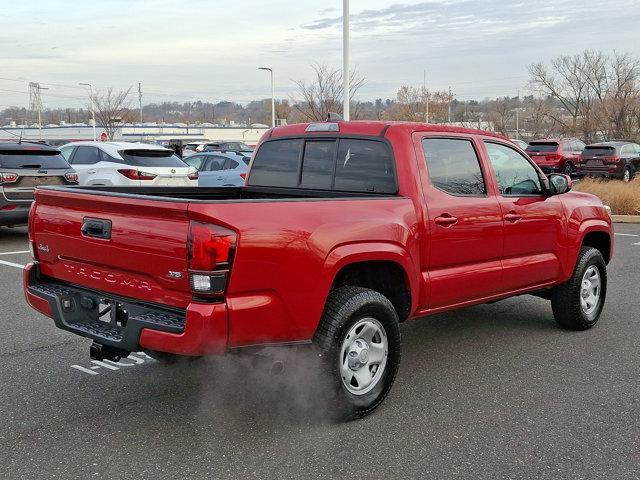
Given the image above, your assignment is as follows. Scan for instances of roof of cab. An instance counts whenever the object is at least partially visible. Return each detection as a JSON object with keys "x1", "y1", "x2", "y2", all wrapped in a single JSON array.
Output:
[{"x1": 268, "y1": 121, "x2": 507, "y2": 141}]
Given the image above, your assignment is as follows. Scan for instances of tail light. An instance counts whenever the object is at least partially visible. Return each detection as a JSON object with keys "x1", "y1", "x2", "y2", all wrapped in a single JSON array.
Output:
[
  {"x1": 117, "y1": 169, "x2": 157, "y2": 180},
  {"x1": 64, "y1": 172, "x2": 79, "y2": 183},
  {"x1": 0, "y1": 172, "x2": 18, "y2": 184},
  {"x1": 188, "y1": 221, "x2": 236, "y2": 296},
  {"x1": 28, "y1": 202, "x2": 37, "y2": 261},
  {"x1": 1, "y1": 204, "x2": 17, "y2": 211},
  {"x1": 604, "y1": 156, "x2": 621, "y2": 164},
  {"x1": 188, "y1": 171, "x2": 199, "y2": 180},
  {"x1": 239, "y1": 173, "x2": 247, "y2": 180}
]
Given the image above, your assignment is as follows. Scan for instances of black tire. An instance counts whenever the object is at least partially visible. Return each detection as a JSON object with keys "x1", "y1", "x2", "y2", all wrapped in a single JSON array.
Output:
[
  {"x1": 563, "y1": 162, "x2": 574, "y2": 175},
  {"x1": 551, "y1": 247, "x2": 607, "y2": 330},
  {"x1": 144, "y1": 350, "x2": 202, "y2": 365},
  {"x1": 313, "y1": 286, "x2": 401, "y2": 420}
]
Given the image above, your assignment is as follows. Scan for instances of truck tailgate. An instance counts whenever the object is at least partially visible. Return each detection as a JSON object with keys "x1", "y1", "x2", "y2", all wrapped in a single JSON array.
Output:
[{"x1": 31, "y1": 188, "x2": 192, "y2": 308}]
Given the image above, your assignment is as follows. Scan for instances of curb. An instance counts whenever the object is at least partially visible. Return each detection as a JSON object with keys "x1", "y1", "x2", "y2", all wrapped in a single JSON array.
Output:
[{"x1": 611, "y1": 215, "x2": 640, "y2": 224}]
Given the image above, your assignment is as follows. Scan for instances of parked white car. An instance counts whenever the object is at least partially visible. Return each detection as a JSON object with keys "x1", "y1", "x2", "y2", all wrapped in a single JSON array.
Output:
[{"x1": 59, "y1": 141, "x2": 198, "y2": 186}]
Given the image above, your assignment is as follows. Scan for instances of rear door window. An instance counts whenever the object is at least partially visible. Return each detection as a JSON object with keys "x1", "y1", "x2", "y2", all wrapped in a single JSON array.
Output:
[
  {"x1": 248, "y1": 139, "x2": 303, "y2": 188},
  {"x1": 0, "y1": 150, "x2": 70, "y2": 169},
  {"x1": 184, "y1": 155, "x2": 204, "y2": 170},
  {"x1": 60, "y1": 145, "x2": 75, "y2": 161},
  {"x1": 621, "y1": 145, "x2": 634, "y2": 157},
  {"x1": 334, "y1": 139, "x2": 395, "y2": 193},
  {"x1": 422, "y1": 138, "x2": 486, "y2": 196},
  {"x1": 70, "y1": 146, "x2": 100, "y2": 165}
]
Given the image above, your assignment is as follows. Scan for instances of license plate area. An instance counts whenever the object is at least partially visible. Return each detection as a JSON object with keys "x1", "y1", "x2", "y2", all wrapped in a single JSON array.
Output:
[
  {"x1": 29, "y1": 278, "x2": 186, "y2": 351},
  {"x1": 97, "y1": 299, "x2": 129, "y2": 328}
]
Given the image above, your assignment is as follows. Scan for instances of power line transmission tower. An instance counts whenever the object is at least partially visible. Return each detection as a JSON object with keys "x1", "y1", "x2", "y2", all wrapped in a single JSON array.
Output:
[
  {"x1": 28, "y1": 82, "x2": 48, "y2": 140},
  {"x1": 138, "y1": 82, "x2": 143, "y2": 123}
]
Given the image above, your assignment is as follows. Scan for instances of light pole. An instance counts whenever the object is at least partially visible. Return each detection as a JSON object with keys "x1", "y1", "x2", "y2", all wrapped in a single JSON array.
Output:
[
  {"x1": 343, "y1": 0, "x2": 350, "y2": 121},
  {"x1": 79, "y1": 83, "x2": 96, "y2": 141},
  {"x1": 258, "y1": 67, "x2": 275, "y2": 128}
]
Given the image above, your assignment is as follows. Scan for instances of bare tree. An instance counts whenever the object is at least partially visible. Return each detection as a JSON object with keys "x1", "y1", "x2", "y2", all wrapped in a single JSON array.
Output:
[
  {"x1": 529, "y1": 50, "x2": 640, "y2": 142},
  {"x1": 90, "y1": 87, "x2": 135, "y2": 140},
  {"x1": 486, "y1": 97, "x2": 517, "y2": 135},
  {"x1": 387, "y1": 86, "x2": 450, "y2": 122},
  {"x1": 294, "y1": 64, "x2": 365, "y2": 121}
]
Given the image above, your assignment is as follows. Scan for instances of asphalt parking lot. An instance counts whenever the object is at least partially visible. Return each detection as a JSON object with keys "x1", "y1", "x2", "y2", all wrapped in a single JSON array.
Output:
[{"x1": 1, "y1": 225, "x2": 639, "y2": 480}]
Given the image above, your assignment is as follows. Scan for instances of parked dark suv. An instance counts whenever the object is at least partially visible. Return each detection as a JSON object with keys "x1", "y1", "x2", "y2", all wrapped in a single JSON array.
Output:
[
  {"x1": 576, "y1": 141, "x2": 640, "y2": 182},
  {"x1": 0, "y1": 142, "x2": 78, "y2": 227},
  {"x1": 526, "y1": 138, "x2": 585, "y2": 175}
]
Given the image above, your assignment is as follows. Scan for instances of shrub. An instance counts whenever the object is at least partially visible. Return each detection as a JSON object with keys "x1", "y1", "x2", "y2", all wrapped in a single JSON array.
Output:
[{"x1": 574, "y1": 177, "x2": 640, "y2": 215}]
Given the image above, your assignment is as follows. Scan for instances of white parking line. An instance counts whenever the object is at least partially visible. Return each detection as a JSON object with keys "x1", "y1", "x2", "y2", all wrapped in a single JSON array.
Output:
[
  {"x1": 0, "y1": 250, "x2": 30, "y2": 255},
  {"x1": 615, "y1": 233, "x2": 639, "y2": 237},
  {"x1": 0, "y1": 259, "x2": 25, "y2": 269}
]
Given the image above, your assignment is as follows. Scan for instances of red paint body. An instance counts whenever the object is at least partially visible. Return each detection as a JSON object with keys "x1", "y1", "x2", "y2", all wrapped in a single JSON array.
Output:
[{"x1": 24, "y1": 122, "x2": 613, "y2": 355}]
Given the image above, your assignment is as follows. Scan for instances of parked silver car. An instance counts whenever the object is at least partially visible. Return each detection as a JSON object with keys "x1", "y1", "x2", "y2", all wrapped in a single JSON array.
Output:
[{"x1": 183, "y1": 152, "x2": 249, "y2": 187}]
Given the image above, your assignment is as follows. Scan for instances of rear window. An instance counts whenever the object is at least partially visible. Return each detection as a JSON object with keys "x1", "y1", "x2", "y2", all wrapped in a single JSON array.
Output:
[
  {"x1": 582, "y1": 146, "x2": 616, "y2": 156},
  {"x1": 248, "y1": 138, "x2": 396, "y2": 194},
  {"x1": 0, "y1": 150, "x2": 70, "y2": 169},
  {"x1": 248, "y1": 139, "x2": 302, "y2": 187},
  {"x1": 334, "y1": 139, "x2": 395, "y2": 193},
  {"x1": 119, "y1": 149, "x2": 187, "y2": 167},
  {"x1": 526, "y1": 142, "x2": 558, "y2": 152}
]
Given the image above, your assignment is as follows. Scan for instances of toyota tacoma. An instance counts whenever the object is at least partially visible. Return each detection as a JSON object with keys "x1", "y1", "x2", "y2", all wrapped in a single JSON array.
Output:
[{"x1": 24, "y1": 121, "x2": 613, "y2": 418}]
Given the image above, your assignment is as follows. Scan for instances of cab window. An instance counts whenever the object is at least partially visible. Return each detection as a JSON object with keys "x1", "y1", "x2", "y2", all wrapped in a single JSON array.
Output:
[
  {"x1": 422, "y1": 138, "x2": 486, "y2": 196},
  {"x1": 485, "y1": 142, "x2": 543, "y2": 196}
]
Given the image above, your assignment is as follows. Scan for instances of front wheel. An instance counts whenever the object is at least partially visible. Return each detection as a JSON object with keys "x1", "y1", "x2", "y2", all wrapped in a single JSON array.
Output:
[
  {"x1": 551, "y1": 247, "x2": 607, "y2": 330},
  {"x1": 313, "y1": 287, "x2": 401, "y2": 420}
]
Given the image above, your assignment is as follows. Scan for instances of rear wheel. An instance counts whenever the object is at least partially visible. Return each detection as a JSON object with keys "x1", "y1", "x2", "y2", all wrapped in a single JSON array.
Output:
[
  {"x1": 551, "y1": 247, "x2": 607, "y2": 330},
  {"x1": 623, "y1": 166, "x2": 632, "y2": 182},
  {"x1": 313, "y1": 287, "x2": 401, "y2": 420},
  {"x1": 563, "y1": 162, "x2": 575, "y2": 175}
]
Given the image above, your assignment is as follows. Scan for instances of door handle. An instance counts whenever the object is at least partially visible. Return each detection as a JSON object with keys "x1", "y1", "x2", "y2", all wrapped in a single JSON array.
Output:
[
  {"x1": 87, "y1": 169, "x2": 97, "y2": 174},
  {"x1": 505, "y1": 212, "x2": 522, "y2": 223},
  {"x1": 81, "y1": 217, "x2": 112, "y2": 239},
  {"x1": 434, "y1": 215, "x2": 458, "y2": 227}
]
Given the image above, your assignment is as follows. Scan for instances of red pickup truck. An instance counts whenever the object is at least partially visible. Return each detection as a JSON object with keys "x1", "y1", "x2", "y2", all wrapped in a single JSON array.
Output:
[{"x1": 24, "y1": 121, "x2": 613, "y2": 418}]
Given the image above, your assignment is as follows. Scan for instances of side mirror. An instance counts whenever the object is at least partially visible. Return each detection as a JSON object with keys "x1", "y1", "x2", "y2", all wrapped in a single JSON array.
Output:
[{"x1": 548, "y1": 174, "x2": 572, "y2": 195}]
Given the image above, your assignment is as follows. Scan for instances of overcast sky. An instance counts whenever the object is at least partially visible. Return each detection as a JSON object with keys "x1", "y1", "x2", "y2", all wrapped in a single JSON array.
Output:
[{"x1": 1, "y1": 0, "x2": 639, "y2": 108}]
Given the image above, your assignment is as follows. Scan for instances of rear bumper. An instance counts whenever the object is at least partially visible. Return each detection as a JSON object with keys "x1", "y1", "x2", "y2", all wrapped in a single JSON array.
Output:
[
  {"x1": 576, "y1": 164, "x2": 624, "y2": 178},
  {"x1": 23, "y1": 263, "x2": 228, "y2": 355},
  {"x1": 0, "y1": 202, "x2": 30, "y2": 226}
]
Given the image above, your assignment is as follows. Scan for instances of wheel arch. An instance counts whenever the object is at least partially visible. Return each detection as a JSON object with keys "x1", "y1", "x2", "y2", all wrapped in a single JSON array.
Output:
[{"x1": 320, "y1": 243, "x2": 417, "y2": 322}]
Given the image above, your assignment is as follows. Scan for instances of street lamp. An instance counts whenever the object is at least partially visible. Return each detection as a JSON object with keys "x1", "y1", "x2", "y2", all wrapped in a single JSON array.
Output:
[
  {"x1": 258, "y1": 67, "x2": 275, "y2": 128},
  {"x1": 79, "y1": 82, "x2": 96, "y2": 141},
  {"x1": 343, "y1": 0, "x2": 350, "y2": 121}
]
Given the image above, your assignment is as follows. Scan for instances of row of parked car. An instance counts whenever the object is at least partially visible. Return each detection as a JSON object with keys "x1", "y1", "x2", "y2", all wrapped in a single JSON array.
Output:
[
  {"x1": 1, "y1": 132, "x2": 637, "y2": 228},
  {"x1": 0, "y1": 140, "x2": 253, "y2": 227},
  {"x1": 513, "y1": 138, "x2": 640, "y2": 182}
]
